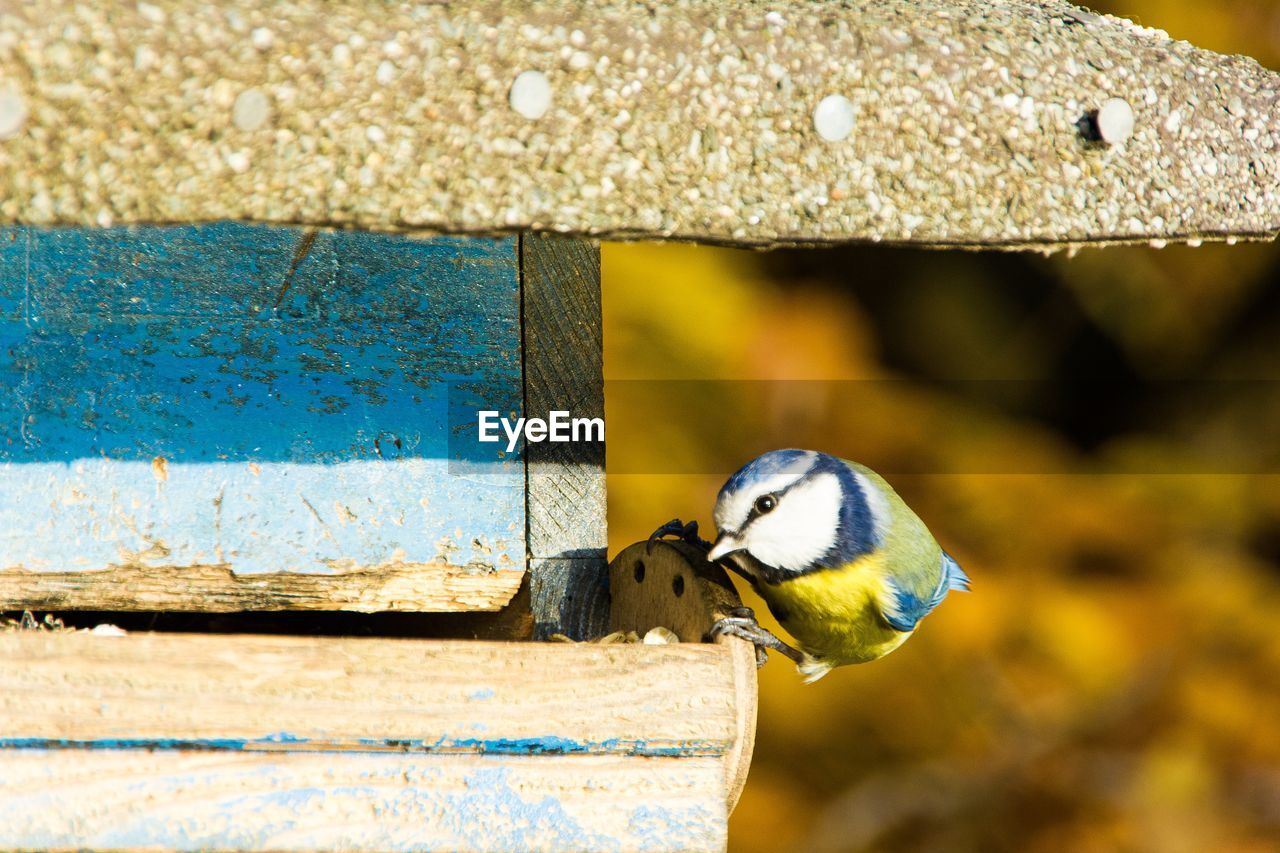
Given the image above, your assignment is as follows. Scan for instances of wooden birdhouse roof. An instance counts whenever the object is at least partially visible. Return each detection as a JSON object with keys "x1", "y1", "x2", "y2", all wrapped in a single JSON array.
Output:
[{"x1": 0, "y1": 0, "x2": 1277, "y2": 249}]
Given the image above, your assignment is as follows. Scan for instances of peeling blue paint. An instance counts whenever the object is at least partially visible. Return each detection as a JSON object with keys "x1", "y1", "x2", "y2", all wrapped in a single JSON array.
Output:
[
  {"x1": 629, "y1": 803, "x2": 726, "y2": 852},
  {"x1": 0, "y1": 735, "x2": 724, "y2": 758},
  {"x1": 0, "y1": 224, "x2": 524, "y2": 572},
  {"x1": 259, "y1": 731, "x2": 309, "y2": 744},
  {"x1": 0, "y1": 751, "x2": 726, "y2": 851},
  {"x1": 430, "y1": 736, "x2": 717, "y2": 757},
  {"x1": 434, "y1": 766, "x2": 622, "y2": 852}
]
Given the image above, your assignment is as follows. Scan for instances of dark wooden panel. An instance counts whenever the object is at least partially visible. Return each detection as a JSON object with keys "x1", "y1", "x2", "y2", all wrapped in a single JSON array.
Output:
[{"x1": 520, "y1": 234, "x2": 608, "y2": 639}]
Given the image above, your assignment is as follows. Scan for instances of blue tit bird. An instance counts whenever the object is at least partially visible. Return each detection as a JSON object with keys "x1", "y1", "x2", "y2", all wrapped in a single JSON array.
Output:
[{"x1": 654, "y1": 449, "x2": 969, "y2": 682}]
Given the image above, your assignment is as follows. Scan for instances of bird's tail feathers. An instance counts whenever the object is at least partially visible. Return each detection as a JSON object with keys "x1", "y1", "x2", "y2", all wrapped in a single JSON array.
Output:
[
  {"x1": 942, "y1": 551, "x2": 971, "y2": 592},
  {"x1": 797, "y1": 653, "x2": 834, "y2": 684}
]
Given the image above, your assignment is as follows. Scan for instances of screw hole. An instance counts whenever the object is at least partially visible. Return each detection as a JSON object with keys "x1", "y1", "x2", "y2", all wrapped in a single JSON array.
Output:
[
  {"x1": 1077, "y1": 111, "x2": 1102, "y2": 142},
  {"x1": 634, "y1": 561, "x2": 646, "y2": 583},
  {"x1": 672, "y1": 575, "x2": 685, "y2": 597}
]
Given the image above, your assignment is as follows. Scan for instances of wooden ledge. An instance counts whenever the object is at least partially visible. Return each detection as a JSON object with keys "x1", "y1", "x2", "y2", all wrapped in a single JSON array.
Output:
[
  {"x1": 0, "y1": 631, "x2": 754, "y2": 851},
  {"x1": 0, "y1": 633, "x2": 741, "y2": 753},
  {"x1": 0, "y1": 540, "x2": 757, "y2": 850}
]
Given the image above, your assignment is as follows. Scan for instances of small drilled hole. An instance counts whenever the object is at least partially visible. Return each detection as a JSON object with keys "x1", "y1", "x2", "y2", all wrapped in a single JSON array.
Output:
[
  {"x1": 634, "y1": 561, "x2": 646, "y2": 583},
  {"x1": 672, "y1": 575, "x2": 685, "y2": 597}
]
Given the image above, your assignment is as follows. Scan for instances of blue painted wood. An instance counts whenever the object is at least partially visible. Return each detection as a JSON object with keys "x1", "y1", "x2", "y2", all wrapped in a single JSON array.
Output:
[
  {"x1": 0, "y1": 224, "x2": 523, "y2": 578},
  {"x1": 0, "y1": 752, "x2": 728, "y2": 852},
  {"x1": 0, "y1": 734, "x2": 721, "y2": 757}
]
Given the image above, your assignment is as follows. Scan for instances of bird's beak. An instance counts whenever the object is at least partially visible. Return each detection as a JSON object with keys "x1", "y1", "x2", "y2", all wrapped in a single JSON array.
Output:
[{"x1": 706, "y1": 533, "x2": 741, "y2": 562}]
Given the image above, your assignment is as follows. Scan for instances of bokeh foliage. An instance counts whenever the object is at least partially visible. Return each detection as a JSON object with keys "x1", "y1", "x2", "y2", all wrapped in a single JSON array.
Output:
[
  {"x1": 603, "y1": 3, "x2": 1280, "y2": 841},
  {"x1": 603, "y1": 241, "x2": 1280, "y2": 852}
]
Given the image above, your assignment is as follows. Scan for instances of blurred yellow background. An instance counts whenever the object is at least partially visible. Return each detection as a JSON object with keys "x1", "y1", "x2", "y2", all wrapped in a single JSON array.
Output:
[{"x1": 603, "y1": 4, "x2": 1280, "y2": 849}]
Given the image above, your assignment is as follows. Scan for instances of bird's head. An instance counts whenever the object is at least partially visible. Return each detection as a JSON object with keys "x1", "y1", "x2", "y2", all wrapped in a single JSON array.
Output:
[{"x1": 707, "y1": 449, "x2": 881, "y2": 579}]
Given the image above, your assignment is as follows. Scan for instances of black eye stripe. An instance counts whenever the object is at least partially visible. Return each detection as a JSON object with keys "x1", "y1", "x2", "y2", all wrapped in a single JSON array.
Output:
[{"x1": 740, "y1": 477, "x2": 809, "y2": 529}]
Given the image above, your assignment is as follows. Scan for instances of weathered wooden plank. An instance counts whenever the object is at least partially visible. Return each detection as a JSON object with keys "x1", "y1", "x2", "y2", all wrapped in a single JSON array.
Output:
[
  {"x1": 0, "y1": 632, "x2": 743, "y2": 849},
  {"x1": 0, "y1": 562, "x2": 522, "y2": 612},
  {"x1": 520, "y1": 233, "x2": 607, "y2": 639},
  {"x1": 0, "y1": 752, "x2": 728, "y2": 853},
  {"x1": 0, "y1": 634, "x2": 739, "y2": 753},
  {"x1": 520, "y1": 234, "x2": 606, "y2": 560},
  {"x1": 0, "y1": 224, "x2": 525, "y2": 611}
]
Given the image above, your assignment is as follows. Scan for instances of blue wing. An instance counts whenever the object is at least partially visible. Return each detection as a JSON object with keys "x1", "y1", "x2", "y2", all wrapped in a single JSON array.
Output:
[{"x1": 882, "y1": 551, "x2": 970, "y2": 632}]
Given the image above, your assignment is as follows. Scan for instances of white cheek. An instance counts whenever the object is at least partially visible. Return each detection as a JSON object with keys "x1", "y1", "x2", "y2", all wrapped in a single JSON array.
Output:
[{"x1": 744, "y1": 476, "x2": 840, "y2": 572}]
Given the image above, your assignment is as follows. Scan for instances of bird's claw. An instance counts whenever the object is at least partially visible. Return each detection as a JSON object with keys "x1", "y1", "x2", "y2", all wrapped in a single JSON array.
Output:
[
  {"x1": 647, "y1": 527, "x2": 799, "y2": 669},
  {"x1": 646, "y1": 518, "x2": 712, "y2": 554},
  {"x1": 706, "y1": 606, "x2": 805, "y2": 669}
]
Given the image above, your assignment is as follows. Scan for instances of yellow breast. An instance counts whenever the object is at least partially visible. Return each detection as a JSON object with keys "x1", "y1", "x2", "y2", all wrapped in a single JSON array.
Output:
[{"x1": 757, "y1": 553, "x2": 910, "y2": 666}]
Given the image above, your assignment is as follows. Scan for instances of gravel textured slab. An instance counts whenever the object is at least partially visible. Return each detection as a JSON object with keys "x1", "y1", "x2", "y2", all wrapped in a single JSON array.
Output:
[{"x1": 0, "y1": 0, "x2": 1276, "y2": 249}]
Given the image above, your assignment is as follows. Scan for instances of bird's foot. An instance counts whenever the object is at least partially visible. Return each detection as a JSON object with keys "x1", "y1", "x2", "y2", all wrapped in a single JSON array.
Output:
[
  {"x1": 706, "y1": 606, "x2": 806, "y2": 669},
  {"x1": 646, "y1": 518, "x2": 712, "y2": 554}
]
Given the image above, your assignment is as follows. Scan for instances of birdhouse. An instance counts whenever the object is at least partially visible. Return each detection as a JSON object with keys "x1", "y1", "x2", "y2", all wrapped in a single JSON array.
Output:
[
  {"x1": 0, "y1": 225, "x2": 594, "y2": 620},
  {"x1": 1, "y1": 1, "x2": 1277, "y2": 850}
]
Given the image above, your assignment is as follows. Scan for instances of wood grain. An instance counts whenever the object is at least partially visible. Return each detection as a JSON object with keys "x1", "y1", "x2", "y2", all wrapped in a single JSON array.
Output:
[
  {"x1": 528, "y1": 556, "x2": 611, "y2": 641},
  {"x1": 608, "y1": 540, "x2": 759, "y2": 813},
  {"x1": 0, "y1": 751, "x2": 728, "y2": 852},
  {"x1": 0, "y1": 561, "x2": 523, "y2": 613},
  {"x1": 0, "y1": 633, "x2": 739, "y2": 752},
  {"x1": 520, "y1": 234, "x2": 608, "y2": 639}
]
